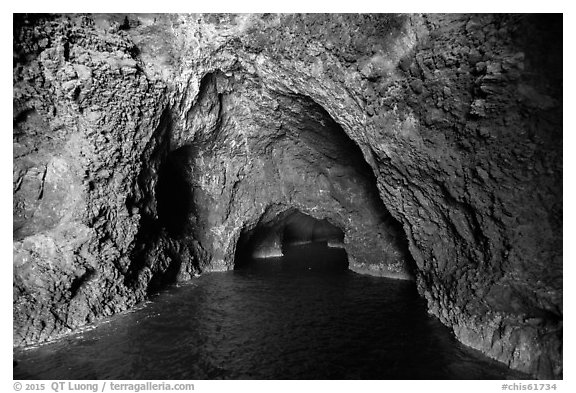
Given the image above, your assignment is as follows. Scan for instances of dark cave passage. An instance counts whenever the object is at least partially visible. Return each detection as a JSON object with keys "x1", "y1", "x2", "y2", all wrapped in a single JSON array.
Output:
[
  {"x1": 156, "y1": 145, "x2": 196, "y2": 238},
  {"x1": 234, "y1": 209, "x2": 348, "y2": 271},
  {"x1": 281, "y1": 210, "x2": 344, "y2": 247}
]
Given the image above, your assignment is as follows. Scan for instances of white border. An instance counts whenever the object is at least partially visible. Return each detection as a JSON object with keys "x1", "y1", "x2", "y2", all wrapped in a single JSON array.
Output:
[{"x1": 2, "y1": 4, "x2": 572, "y2": 392}]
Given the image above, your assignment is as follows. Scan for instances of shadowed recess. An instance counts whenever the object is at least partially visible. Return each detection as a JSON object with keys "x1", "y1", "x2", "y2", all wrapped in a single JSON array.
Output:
[{"x1": 234, "y1": 209, "x2": 348, "y2": 271}]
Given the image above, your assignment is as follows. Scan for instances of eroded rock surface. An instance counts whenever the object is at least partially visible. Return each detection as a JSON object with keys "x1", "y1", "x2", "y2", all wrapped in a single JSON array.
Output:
[{"x1": 13, "y1": 14, "x2": 562, "y2": 378}]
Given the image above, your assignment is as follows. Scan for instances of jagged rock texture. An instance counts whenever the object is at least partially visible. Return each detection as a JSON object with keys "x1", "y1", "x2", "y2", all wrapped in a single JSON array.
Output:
[{"x1": 13, "y1": 14, "x2": 562, "y2": 378}]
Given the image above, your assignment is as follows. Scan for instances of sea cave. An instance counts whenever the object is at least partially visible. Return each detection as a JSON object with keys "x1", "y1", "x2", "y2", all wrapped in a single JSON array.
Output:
[{"x1": 13, "y1": 13, "x2": 562, "y2": 379}]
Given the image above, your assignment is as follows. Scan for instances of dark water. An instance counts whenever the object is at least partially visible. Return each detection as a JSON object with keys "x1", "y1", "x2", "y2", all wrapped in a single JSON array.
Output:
[{"x1": 14, "y1": 243, "x2": 526, "y2": 380}]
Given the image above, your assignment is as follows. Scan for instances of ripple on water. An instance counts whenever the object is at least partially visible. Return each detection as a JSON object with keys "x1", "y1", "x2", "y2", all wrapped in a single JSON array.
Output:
[{"x1": 14, "y1": 244, "x2": 527, "y2": 380}]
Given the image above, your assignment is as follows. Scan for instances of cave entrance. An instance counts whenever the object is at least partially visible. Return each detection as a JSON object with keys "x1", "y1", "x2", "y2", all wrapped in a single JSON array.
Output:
[
  {"x1": 234, "y1": 209, "x2": 348, "y2": 272},
  {"x1": 151, "y1": 78, "x2": 415, "y2": 280}
]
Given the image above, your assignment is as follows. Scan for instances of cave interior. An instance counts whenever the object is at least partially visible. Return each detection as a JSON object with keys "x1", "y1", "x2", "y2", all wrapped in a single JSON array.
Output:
[
  {"x1": 147, "y1": 69, "x2": 413, "y2": 280},
  {"x1": 12, "y1": 13, "x2": 562, "y2": 379}
]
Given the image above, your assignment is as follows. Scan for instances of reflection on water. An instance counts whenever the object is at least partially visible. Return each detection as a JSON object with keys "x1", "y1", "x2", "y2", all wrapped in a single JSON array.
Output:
[{"x1": 14, "y1": 243, "x2": 526, "y2": 380}]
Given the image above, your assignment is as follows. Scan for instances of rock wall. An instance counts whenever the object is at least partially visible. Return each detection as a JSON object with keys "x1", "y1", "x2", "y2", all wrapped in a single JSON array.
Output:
[
  {"x1": 13, "y1": 14, "x2": 562, "y2": 378},
  {"x1": 14, "y1": 14, "x2": 168, "y2": 344}
]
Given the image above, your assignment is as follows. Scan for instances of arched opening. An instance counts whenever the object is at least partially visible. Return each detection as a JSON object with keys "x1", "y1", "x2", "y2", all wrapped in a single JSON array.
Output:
[
  {"x1": 234, "y1": 209, "x2": 348, "y2": 272},
  {"x1": 150, "y1": 76, "x2": 417, "y2": 280}
]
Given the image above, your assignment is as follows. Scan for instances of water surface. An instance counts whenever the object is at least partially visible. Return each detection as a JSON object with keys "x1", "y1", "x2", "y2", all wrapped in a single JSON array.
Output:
[{"x1": 14, "y1": 243, "x2": 526, "y2": 379}]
